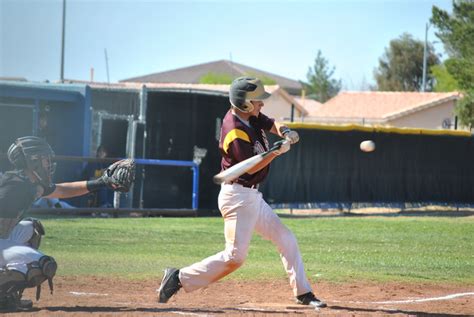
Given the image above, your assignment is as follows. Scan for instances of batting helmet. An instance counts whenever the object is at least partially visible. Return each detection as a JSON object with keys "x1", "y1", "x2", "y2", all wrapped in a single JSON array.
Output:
[
  {"x1": 7, "y1": 136, "x2": 56, "y2": 185},
  {"x1": 229, "y1": 77, "x2": 271, "y2": 113}
]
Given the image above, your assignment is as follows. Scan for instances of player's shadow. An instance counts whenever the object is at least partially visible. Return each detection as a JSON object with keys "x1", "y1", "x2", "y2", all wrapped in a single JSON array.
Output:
[
  {"x1": 45, "y1": 305, "x2": 306, "y2": 314},
  {"x1": 329, "y1": 305, "x2": 472, "y2": 317},
  {"x1": 45, "y1": 306, "x2": 226, "y2": 314}
]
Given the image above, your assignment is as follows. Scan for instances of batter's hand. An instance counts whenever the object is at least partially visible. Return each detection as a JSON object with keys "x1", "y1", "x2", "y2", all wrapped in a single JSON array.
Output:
[
  {"x1": 273, "y1": 140, "x2": 290, "y2": 156},
  {"x1": 284, "y1": 130, "x2": 299, "y2": 144}
]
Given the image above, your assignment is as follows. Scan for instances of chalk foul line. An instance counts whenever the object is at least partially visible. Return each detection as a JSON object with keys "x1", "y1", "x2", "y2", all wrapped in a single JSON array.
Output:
[
  {"x1": 335, "y1": 292, "x2": 474, "y2": 304},
  {"x1": 70, "y1": 291, "x2": 109, "y2": 296}
]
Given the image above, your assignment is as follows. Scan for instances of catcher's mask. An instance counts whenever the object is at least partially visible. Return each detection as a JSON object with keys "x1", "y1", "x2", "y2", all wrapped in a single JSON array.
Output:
[
  {"x1": 7, "y1": 136, "x2": 56, "y2": 186},
  {"x1": 229, "y1": 77, "x2": 271, "y2": 113}
]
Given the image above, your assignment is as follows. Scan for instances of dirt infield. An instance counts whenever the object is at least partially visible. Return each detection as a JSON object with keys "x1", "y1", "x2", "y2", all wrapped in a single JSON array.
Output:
[{"x1": 6, "y1": 276, "x2": 473, "y2": 316}]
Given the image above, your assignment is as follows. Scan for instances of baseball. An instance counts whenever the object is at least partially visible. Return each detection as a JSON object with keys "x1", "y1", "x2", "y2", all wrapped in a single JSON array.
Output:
[{"x1": 360, "y1": 140, "x2": 375, "y2": 152}]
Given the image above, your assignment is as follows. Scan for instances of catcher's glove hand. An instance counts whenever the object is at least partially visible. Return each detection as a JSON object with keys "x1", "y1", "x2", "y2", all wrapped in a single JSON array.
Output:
[{"x1": 102, "y1": 159, "x2": 136, "y2": 192}]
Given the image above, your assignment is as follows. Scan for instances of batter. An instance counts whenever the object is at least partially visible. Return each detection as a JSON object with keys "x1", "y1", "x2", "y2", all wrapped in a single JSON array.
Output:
[{"x1": 158, "y1": 77, "x2": 326, "y2": 308}]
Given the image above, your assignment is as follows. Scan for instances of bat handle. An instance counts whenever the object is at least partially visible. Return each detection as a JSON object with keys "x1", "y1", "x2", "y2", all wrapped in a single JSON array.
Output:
[
  {"x1": 264, "y1": 140, "x2": 286, "y2": 156},
  {"x1": 270, "y1": 140, "x2": 285, "y2": 150}
]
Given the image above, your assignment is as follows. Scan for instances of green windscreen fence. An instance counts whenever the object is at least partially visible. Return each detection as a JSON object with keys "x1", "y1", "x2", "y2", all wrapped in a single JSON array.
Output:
[{"x1": 261, "y1": 124, "x2": 474, "y2": 205}]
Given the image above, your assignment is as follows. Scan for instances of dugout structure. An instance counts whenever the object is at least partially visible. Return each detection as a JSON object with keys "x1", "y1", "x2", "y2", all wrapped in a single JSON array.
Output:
[
  {"x1": 261, "y1": 123, "x2": 474, "y2": 207},
  {"x1": 0, "y1": 82, "x2": 91, "y2": 184},
  {"x1": 0, "y1": 81, "x2": 229, "y2": 210},
  {"x1": 87, "y1": 84, "x2": 228, "y2": 210}
]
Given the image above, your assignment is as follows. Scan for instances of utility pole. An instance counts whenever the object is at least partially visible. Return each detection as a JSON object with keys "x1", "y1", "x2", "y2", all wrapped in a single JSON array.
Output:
[
  {"x1": 104, "y1": 48, "x2": 110, "y2": 84},
  {"x1": 60, "y1": 0, "x2": 66, "y2": 82},
  {"x1": 421, "y1": 22, "x2": 430, "y2": 92}
]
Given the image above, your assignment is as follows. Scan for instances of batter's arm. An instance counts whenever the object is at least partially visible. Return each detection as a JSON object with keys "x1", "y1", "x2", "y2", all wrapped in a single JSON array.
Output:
[
  {"x1": 246, "y1": 151, "x2": 279, "y2": 175},
  {"x1": 270, "y1": 122, "x2": 289, "y2": 138},
  {"x1": 271, "y1": 122, "x2": 299, "y2": 144}
]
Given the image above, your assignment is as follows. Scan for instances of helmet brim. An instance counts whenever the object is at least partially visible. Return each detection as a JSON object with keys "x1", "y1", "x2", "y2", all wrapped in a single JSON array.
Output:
[{"x1": 249, "y1": 91, "x2": 271, "y2": 101}]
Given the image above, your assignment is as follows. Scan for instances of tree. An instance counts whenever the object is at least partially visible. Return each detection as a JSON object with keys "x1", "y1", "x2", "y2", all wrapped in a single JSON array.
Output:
[
  {"x1": 456, "y1": 91, "x2": 474, "y2": 129},
  {"x1": 374, "y1": 33, "x2": 440, "y2": 91},
  {"x1": 431, "y1": 1, "x2": 474, "y2": 128},
  {"x1": 199, "y1": 72, "x2": 276, "y2": 85},
  {"x1": 199, "y1": 73, "x2": 233, "y2": 84},
  {"x1": 302, "y1": 50, "x2": 341, "y2": 103},
  {"x1": 431, "y1": 64, "x2": 459, "y2": 92}
]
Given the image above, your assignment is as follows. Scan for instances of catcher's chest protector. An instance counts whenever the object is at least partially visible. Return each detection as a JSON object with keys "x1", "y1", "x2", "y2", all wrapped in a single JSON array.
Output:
[{"x1": 0, "y1": 172, "x2": 37, "y2": 238}]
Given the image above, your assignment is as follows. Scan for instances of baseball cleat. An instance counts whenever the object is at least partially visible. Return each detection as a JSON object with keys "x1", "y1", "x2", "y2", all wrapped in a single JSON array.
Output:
[
  {"x1": 296, "y1": 292, "x2": 327, "y2": 308},
  {"x1": 157, "y1": 268, "x2": 182, "y2": 303}
]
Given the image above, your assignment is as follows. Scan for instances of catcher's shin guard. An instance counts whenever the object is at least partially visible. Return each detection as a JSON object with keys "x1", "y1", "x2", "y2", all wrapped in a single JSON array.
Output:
[
  {"x1": 0, "y1": 268, "x2": 27, "y2": 297},
  {"x1": 28, "y1": 256, "x2": 57, "y2": 300},
  {"x1": 25, "y1": 218, "x2": 45, "y2": 250},
  {"x1": 0, "y1": 255, "x2": 56, "y2": 311}
]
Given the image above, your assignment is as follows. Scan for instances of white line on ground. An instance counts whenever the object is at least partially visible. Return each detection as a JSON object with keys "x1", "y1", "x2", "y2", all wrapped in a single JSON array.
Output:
[
  {"x1": 236, "y1": 307, "x2": 280, "y2": 312},
  {"x1": 334, "y1": 292, "x2": 474, "y2": 304},
  {"x1": 236, "y1": 306, "x2": 319, "y2": 313},
  {"x1": 70, "y1": 291, "x2": 109, "y2": 296}
]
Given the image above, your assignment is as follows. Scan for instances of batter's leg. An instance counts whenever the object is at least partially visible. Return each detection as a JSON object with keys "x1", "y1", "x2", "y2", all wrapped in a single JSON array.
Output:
[
  {"x1": 179, "y1": 186, "x2": 259, "y2": 292},
  {"x1": 253, "y1": 195, "x2": 312, "y2": 297}
]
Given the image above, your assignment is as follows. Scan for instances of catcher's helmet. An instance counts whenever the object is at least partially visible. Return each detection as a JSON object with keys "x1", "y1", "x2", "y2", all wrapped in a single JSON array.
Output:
[
  {"x1": 229, "y1": 77, "x2": 271, "y2": 113},
  {"x1": 7, "y1": 136, "x2": 56, "y2": 185}
]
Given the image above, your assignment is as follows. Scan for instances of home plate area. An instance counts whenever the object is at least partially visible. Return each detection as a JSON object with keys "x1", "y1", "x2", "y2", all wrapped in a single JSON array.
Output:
[{"x1": 9, "y1": 276, "x2": 473, "y2": 316}]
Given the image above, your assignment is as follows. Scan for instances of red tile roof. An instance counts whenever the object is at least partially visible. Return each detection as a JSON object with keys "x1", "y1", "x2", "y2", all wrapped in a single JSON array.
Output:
[{"x1": 309, "y1": 91, "x2": 460, "y2": 122}]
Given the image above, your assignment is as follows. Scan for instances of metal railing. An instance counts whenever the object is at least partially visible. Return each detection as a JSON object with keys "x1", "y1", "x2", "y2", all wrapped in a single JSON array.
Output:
[{"x1": 1, "y1": 154, "x2": 200, "y2": 211}]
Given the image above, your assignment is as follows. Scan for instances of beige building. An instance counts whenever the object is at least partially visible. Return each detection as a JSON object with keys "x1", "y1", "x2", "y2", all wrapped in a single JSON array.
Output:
[
  {"x1": 303, "y1": 91, "x2": 462, "y2": 130},
  {"x1": 262, "y1": 87, "x2": 307, "y2": 121},
  {"x1": 293, "y1": 97, "x2": 322, "y2": 118}
]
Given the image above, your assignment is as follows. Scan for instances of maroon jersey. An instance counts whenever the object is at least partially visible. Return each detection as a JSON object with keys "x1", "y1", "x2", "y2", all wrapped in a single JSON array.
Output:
[{"x1": 219, "y1": 110, "x2": 275, "y2": 187}]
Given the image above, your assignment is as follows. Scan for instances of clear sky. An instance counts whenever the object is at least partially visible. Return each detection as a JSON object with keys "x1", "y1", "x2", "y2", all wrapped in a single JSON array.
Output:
[{"x1": 0, "y1": 0, "x2": 452, "y2": 90}]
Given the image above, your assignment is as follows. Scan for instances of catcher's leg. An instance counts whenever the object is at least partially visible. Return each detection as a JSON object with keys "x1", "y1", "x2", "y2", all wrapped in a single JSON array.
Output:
[
  {"x1": 0, "y1": 242, "x2": 57, "y2": 311},
  {"x1": 0, "y1": 268, "x2": 31, "y2": 312}
]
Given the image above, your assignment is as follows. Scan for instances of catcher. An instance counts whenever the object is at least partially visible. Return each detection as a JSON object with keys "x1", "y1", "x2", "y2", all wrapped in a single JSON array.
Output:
[{"x1": 0, "y1": 136, "x2": 135, "y2": 312}]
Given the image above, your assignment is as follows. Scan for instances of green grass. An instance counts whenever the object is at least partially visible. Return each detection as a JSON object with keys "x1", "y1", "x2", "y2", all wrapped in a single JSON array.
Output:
[{"x1": 39, "y1": 216, "x2": 473, "y2": 284}]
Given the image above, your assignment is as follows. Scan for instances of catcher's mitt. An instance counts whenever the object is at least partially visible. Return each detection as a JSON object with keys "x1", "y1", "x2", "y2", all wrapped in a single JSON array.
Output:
[{"x1": 102, "y1": 159, "x2": 136, "y2": 192}]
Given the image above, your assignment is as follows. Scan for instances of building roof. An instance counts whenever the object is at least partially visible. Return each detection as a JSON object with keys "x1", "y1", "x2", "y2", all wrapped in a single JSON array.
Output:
[
  {"x1": 120, "y1": 60, "x2": 303, "y2": 95},
  {"x1": 0, "y1": 77, "x2": 28, "y2": 82},
  {"x1": 308, "y1": 91, "x2": 460, "y2": 123},
  {"x1": 60, "y1": 79, "x2": 308, "y2": 116},
  {"x1": 63, "y1": 79, "x2": 278, "y2": 94}
]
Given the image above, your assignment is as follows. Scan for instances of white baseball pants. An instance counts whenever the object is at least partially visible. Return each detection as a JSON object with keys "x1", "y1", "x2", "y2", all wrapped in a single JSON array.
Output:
[
  {"x1": 179, "y1": 183, "x2": 313, "y2": 296},
  {"x1": 0, "y1": 220, "x2": 44, "y2": 275}
]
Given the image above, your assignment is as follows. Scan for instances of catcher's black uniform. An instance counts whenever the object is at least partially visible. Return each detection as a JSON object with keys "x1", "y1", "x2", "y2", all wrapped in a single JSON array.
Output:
[
  {"x1": 0, "y1": 171, "x2": 55, "y2": 237},
  {"x1": 0, "y1": 171, "x2": 57, "y2": 312},
  {"x1": 0, "y1": 135, "x2": 135, "y2": 312}
]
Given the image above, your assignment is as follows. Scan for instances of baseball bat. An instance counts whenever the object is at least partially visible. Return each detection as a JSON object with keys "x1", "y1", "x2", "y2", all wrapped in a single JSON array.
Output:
[{"x1": 213, "y1": 140, "x2": 286, "y2": 185}]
